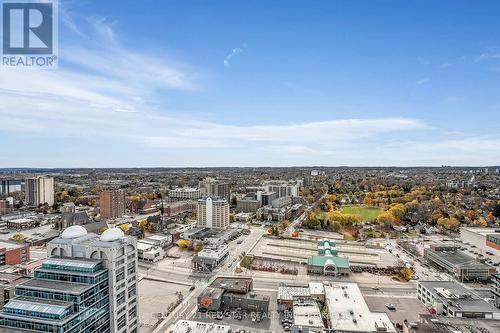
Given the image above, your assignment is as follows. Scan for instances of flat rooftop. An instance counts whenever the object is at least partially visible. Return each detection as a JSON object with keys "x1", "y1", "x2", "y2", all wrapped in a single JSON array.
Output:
[
  {"x1": 17, "y1": 278, "x2": 92, "y2": 294},
  {"x1": 4, "y1": 296, "x2": 72, "y2": 317},
  {"x1": 426, "y1": 248, "x2": 475, "y2": 265},
  {"x1": 210, "y1": 277, "x2": 252, "y2": 294},
  {"x1": 461, "y1": 227, "x2": 500, "y2": 236},
  {"x1": 325, "y1": 282, "x2": 396, "y2": 333},
  {"x1": 418, "y1": 281, "x2": 499, "y2": 314},
  {"x1": 293, "y1": 301, "x2": 324, "y2": 329},
  {"x1": 418, "y1": 314, "x2": 500, "y2": 333},
  {"x1": 44, "y1": 256, "x2": 102, "y2": 269},
  {"x1": 172, "y1": 320, "x2": 230, "y2": 333},
  {"x1": 277, "y1": 286, "x2": 310, "y2": 301},
  {"x1": 199, "y1": 287, "x2": 224, "y2": 299},
  {"x1": 0, "y1": 240, "x2": 26, "y2": 250}
]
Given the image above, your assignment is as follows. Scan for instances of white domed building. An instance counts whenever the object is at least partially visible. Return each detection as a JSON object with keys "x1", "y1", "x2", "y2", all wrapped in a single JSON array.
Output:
[{"x1": 45, "y1": 225, "x2": 138, "y2": 332}]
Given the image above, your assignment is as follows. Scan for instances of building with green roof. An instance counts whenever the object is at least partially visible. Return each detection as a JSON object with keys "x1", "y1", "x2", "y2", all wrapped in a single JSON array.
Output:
[{"x1": 307, "y1": 239, "x2": 350, "y2": 276}]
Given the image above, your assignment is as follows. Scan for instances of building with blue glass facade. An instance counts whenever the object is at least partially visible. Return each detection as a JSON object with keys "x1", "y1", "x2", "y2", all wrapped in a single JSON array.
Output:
[{"x1": 0, "y1": 225, "x2": 138, "y2": 333}]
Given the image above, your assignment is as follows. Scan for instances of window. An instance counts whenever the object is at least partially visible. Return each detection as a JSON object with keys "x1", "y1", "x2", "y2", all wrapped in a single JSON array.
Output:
[{"x1": 117, "y1": 314, "x2": 127, "y2": 330}]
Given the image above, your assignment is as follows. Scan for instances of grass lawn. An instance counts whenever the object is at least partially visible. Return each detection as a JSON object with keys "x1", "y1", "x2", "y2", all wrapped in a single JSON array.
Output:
[{"x1": 341, "y1": 205, "x2": 382, "y2": 222}]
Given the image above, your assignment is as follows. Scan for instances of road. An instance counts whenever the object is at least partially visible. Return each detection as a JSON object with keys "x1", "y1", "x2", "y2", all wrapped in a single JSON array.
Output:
[
  {"x1": 147, "y1": 226, "x2": 265, "y2": 333},
  {"x1": 283, "y1": 192, "x2": 327, "y2": 236}
]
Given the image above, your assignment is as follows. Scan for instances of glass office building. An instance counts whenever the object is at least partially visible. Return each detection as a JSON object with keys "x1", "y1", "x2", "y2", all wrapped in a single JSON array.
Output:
[{"x1": 0, "y1": 257, "x2": 110, "y2": 332}]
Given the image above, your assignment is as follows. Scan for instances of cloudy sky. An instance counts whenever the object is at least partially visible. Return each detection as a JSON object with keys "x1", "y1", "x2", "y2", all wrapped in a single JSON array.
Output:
[{"x1": 1, "y1": 0, "x2": 500, "y2": 167}]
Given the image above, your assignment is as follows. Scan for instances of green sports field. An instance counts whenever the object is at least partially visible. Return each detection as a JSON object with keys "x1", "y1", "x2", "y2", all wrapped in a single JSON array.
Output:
[{"x1": 341, "y1": 205, "x2": 382, "y2": 222}]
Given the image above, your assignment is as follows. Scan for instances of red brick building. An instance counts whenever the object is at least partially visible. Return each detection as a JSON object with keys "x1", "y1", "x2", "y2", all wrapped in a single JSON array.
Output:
[{"x1": 0, "y1": 241, "x2": 30, "y2": 265}]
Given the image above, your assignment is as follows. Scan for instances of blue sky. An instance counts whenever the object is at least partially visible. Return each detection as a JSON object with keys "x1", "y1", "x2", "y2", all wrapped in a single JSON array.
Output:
[{"x1": 1, "y1": 0, "x2": 500, "y2": 167}]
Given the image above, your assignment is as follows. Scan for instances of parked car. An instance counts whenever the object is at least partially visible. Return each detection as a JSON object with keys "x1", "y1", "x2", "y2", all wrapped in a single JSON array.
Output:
[{"x1": 385, "y1": 303, "x2": 396, "y2": 310}]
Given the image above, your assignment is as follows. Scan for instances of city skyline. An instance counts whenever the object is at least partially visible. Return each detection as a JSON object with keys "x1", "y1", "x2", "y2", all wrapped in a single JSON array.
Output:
[{"x1": 2, "y1": 0, "x2": 500, "y2": 167}]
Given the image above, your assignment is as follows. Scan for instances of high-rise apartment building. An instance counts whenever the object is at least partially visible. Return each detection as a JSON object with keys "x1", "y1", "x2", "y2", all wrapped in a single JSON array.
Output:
[
  {"x1": 198, "y1": 178, "x2": 230, "y2": 202},
  {"x1": 25, "y1": 177, "x2": 54, "y2": 206},
  {"x1": 168, "y1": 188, "x2": 202, "y2": 201},
  {"x1": 197, "y1": 197, "x2": 230, "y2": 229},
  {"x1": 100, "y1": 189, "x2": 125, "y2": 219},
  {"x1": 0, "y1": 180, "x2": 22, "y2": 195},
  {"x1": 0, "y1": 225, "x2": 138, "y2": 333},
  {"x1": 264, "y1": 181, "x2": 299, "y2": 198}
]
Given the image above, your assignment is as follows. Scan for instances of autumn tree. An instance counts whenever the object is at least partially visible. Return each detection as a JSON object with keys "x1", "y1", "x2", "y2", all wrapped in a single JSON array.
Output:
[
  {"x1": 437, "y1": 217, "x2": 460, "y2": 231},
  {"x1": 375, "y1": 211, "x2": 396, "y2": 226},
  {"x1": 400, "y1": 267, "x2": 414, "y2": 281},
  {"x1": 177, "y1": 239, "x2": 192, "y2": 248},
  {"x1": 9, "y1": 233, "x2": 25, "y2": 243},
  {"x1": 472, "y1": 217, "x2": 487, "y2": 227}
]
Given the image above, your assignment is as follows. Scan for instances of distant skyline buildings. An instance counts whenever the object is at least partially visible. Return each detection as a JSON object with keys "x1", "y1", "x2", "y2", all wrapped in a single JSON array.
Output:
[
  {"x1": 198, "y1": 177, "x2": 230, "y2": 202},
  {"x1": 0, "y1": 180, "x2": 21, "y2": 195},
  {"x1": 99, "y1": 189, "x2": 126, "y2": 219},
  {"x1": 25, "y1": 177, "x2": 54, "y2": 207},
  {"x1": 168, "y1": 187, "x2": 202, "y2": 201}
]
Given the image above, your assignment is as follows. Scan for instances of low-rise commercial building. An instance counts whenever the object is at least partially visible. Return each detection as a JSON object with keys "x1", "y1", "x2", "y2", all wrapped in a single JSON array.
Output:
[
  {"x1": 137, "y1": 242, "x2": 165, "y2": 262},
  {"x1": 291, "y1": 300, "x2": 324, "y2": 333},
  {"x1": 136, "y1": 234, "x2": 171, "y2": 262},
  {"x1": 193, "y1": 244, "x2": 229, "y2": 272},
  {"x1": 162, "y1": 201, "x2": 196, "y2": 217},
  {"x1": 6, "y1": 218, "x2": 36, "y2": 230},
  {"x1": 424, "y1": 244, "x2": 495, "y2": 281},
  {"x1": 417, "y1": 281, "x2": 500, "y2": 319},
  {"x1": 277, "y1": 286, "x2": 311, "y2": 310},
  {"x1": 307, "y1": 240, "x2": 350, "y2": 276},
  {"x1": 197, "y1": 277, "x2": 269, "y2": 314},
  {"x1": 325, "y1": 282, "x2": 396, "y2": 332}
]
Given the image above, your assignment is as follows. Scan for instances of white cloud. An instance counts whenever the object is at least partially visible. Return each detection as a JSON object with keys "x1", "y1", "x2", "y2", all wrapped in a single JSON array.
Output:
[
  {"x1": 443, "y1": 96, "x2": 466, "y2": 105},
  {"x1": 223, "y1": 47, "x2": 244, "y2": 67},
  {"x1": 440, "y1": 56, "x2": 466, "y2": 69},
  {"x1": 416, "y1": 78, "x2": 429, "y2": 85},
  {"x1": 477, "y1": 47, "x2": 500, "y2": 62},
  {"x1": 1, "y1": 12, "x2": 498, "y2": 167}
]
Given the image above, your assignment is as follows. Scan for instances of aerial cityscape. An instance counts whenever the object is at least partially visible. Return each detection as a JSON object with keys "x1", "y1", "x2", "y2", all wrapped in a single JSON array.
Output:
[{"x1": 1, "y1": 1, "x2": 500, "y2": 333}]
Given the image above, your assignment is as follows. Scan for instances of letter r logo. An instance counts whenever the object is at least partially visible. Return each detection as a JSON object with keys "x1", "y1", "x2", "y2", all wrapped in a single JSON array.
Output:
[{"x1": 2, "y1": 1, "x2": 53, "y2": 54}]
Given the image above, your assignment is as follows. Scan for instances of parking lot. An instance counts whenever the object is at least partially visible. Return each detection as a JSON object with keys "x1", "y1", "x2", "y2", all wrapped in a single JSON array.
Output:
[
  {"x1": 138, "y1": 279, "x2": 191, "y2": 331},
  {"x1": 364, "y1": 295, "x2": 427, "y2": 325},
  {"x1": 456, "y1": 241, "x2": 500, "y2": 266}
]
